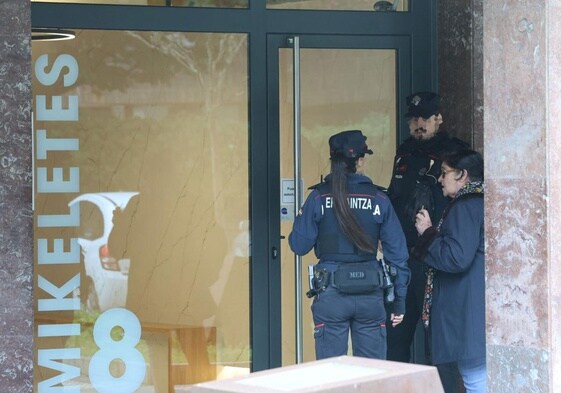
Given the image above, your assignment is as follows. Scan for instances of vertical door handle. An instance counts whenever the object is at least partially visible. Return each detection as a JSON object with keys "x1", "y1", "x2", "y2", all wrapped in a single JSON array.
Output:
[{"x1": 272, "y1": 247, "x2": 279, "y2": 259}]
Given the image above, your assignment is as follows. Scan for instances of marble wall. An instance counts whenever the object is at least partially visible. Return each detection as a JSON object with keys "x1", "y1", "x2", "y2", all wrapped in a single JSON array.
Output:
[
  {"x1": 438, "y1": 0, "x2": 484, "y2": 152},
  {"x1": 0, "y1": 1, "x2": 33, "y2": 392},
  {"x1": 548, "y1": 2, "x2": 561, "y2": 389},
  {"x1": 440, "y1": 0, "x2": 561, "y2": 391},
  {"x1": 483, "y1": 0, "x2": 561, "y2": 391}
]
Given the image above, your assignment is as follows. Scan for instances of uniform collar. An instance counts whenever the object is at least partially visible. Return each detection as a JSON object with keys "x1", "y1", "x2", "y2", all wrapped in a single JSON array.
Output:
[{"x1": 323, "y1": 173, "x2": 373, "y2": 185}]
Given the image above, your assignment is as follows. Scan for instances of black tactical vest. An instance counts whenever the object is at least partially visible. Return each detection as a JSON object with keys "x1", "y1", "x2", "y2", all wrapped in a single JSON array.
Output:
[{"x1": 312, "y1": 181, "x2": 381, "y2": 262}]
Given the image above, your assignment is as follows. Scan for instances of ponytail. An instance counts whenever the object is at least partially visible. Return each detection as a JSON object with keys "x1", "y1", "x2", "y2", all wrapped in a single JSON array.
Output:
[{"x1": 330, "y1": 156, "x2": 376, "y2": 254}]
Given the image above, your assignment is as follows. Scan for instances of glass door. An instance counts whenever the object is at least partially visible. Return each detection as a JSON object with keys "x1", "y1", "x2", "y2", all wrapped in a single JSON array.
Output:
[{"x1": 267, "y1": 34, "x2": 411, "y2": 365}]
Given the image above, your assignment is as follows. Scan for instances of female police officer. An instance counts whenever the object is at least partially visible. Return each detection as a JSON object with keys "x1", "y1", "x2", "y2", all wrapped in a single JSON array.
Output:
[{"x1": 288, "y1": 130, "x2": 410, "y2": 360}]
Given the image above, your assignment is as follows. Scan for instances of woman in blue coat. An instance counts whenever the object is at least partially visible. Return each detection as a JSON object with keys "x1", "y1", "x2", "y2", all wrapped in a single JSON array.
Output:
[{"x1": 413, "y1": 149, "x2": 485, "y2": 393}]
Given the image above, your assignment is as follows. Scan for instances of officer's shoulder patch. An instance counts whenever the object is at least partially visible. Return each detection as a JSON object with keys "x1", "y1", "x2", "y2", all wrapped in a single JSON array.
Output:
[
  {"x1": 361, "y1": 181, "x2": 387, "y2": 194},
  {"x1": 373, "y1": 183, "x2": 388, "y2": 193},
  {"x1": 309, "y1": 181, "x2": 327, "y2": 190}
]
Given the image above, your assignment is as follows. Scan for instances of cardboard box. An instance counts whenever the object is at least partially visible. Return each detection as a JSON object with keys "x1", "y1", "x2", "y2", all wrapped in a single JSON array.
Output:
[{"x1": 191, "y1": 355, "x2": 444, "y2": 392}]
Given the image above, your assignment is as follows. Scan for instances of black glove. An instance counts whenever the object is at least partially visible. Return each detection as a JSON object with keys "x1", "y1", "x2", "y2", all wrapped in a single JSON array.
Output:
[
  {"x1": 404, "y1": 180, "x2": 434, "y2": 225},
  {"x1": 391, "y1": 296, "x2": 406, "y2": 315}
]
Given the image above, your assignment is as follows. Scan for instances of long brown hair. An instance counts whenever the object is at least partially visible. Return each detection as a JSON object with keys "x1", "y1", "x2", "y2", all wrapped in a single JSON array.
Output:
[{"x1": 330, "y1": 156, "x2": 376, "y2": 254}]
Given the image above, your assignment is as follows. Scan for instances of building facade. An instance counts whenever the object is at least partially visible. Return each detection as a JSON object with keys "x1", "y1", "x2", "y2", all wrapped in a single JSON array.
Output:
[{"x1": 2, "y1": 0, "x2": 560, "y2": 392}]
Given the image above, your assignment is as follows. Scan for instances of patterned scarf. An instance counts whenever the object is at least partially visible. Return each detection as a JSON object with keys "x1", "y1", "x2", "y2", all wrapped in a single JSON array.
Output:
[{"x1": 421, "y1": 180, "x2": 484, "y2": 328}]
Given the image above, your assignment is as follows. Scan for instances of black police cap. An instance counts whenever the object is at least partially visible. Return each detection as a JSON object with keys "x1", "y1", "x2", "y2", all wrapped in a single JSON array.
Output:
[
  {"x1": 329, "y1": 130, "x2": 373, "y2": 159},
  {"x1": 405, "y1": 91, "x2": 441, "y2": 119}
]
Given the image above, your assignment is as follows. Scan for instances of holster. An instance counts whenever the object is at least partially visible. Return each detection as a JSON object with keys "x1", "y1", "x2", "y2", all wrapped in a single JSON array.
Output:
[
  {"x1": 331, "y1": 262, "x2": 383, "y2": 294},
  {"x1": 306, "y1": 267, "x2": 331, "y2": 298}
]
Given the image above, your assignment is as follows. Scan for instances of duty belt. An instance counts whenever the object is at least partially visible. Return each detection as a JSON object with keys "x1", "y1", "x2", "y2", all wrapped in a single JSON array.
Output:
[
  {"x1": 307, "y1": 262, "x2": 383, "y2": 297},
  {"x1": 331, "y1": 262, "x2": 383, "y2": 294}
]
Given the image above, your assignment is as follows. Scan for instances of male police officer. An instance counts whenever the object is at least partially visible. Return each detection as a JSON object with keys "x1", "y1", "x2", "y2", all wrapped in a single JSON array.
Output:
[{"x1": 386, "y1": 92, "x2": 469, "y2": 364}]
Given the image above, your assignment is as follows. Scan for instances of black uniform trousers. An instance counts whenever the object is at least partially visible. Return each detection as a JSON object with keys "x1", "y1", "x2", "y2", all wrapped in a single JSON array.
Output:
[{"x1": 386, "y1": 255, "x2": 425, "y2": 362}]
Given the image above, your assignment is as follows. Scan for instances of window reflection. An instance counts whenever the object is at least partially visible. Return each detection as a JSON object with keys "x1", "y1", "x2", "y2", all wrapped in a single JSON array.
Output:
[
  {"x1": 31, "y1": 0, "x2": 249, "y2": 7},
  {"x1": 33, "y1": 29, "x2": 250, "y2": 391},
  {"x1": 267, "y1": 0, "x2": 408, "y2": 11},
  {"x1": 171, "y1": 0, "x2": 247, "y2": 6},
  {"x1": 278, "y1": 48, "x2": 397, "y2": 364}
]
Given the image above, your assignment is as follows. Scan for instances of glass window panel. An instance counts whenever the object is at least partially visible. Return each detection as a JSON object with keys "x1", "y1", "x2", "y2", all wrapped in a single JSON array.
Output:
[
  {"x1": 31, "y1": 0, "x2": 168, "y2": 4},
  {"x1": 267, "y1": 0, "x2": 408, "y2": 12},
  {"x1": 33, "y1": 29, "x2": 250, "y2": 391},
  {"x1": 31, "y1": 0, "x2": 249, "y2": 7},
  {"x1": 171, "y1": 0, "x2": 247, "y2": 6},
  {"x1": 278, "y1": 48, "x2": 397, "y2": 364}
]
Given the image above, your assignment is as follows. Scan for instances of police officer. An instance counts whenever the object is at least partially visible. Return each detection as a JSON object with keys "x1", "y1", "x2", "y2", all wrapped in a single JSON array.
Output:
[
  {"x1": 289, "y1": 130, "x2": 410, "y2": 360},
  {"x1": 386, "y1": 92, "x2": 469, "y2": 366}
]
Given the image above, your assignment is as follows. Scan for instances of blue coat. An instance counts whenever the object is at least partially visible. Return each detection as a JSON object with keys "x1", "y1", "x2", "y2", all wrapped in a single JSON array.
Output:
[
  {"x1": 288, "y1": 173, "x2": 410, "y2": 313},
  {"x1": 413, "y1": 193, "x2": 485, "y2": 365}
]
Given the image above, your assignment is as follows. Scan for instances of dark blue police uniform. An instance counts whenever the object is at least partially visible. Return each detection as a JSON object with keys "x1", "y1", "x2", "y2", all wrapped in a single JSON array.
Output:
[
  {"x1": 289, "y1": 172, "x2": 409, "y2": 360},
  {"x1": 386, "y1": 92, "x2": 469, "y2": 365}
]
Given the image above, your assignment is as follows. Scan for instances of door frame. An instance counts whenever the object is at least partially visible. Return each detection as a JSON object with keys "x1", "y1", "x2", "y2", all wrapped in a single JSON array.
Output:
[
  {"x1": 266, "y1": 33, "x2": 412, "y2": 366},
  {"x1": 31, "y1": 0, "x2": 437, "y2": 374}
]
